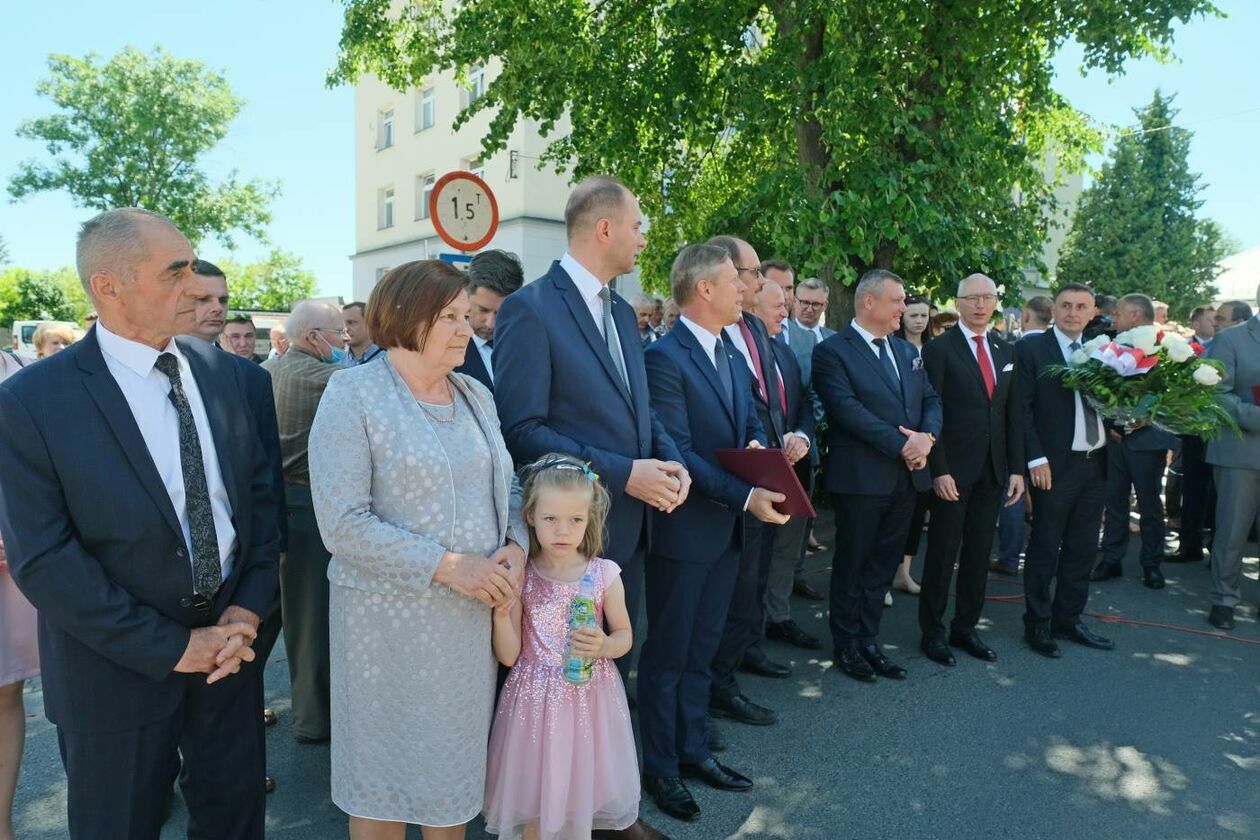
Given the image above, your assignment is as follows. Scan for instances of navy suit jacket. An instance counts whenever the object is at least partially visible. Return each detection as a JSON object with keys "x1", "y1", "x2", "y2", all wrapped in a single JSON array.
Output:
[
  {"x1": 0, "y1": 328, "x2": 281, "y2": 733},
  {"x1": 813, "y1": 325, "x2": 942, "y2": 495},
  {"x1": 493, "y1": 261, "x2": 682, "y2": 559},
  {"x1": 455, "y1": 341, "x2": 494, "y2": 392},
  {"x1": 229, "y1": 352, "x2": 287, "y2": 555},
  {"x1": 644, "y1": 324, "x2": 766, "y2": 564},
  {"x1": 768, "y1": 338, "x2": 815, "y2": 445}
]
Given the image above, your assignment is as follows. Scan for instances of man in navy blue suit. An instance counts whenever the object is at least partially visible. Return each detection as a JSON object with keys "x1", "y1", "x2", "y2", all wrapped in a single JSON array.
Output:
[
  {"x1": 493, "y1": 176, "x2": 691, "y2": 689},
  {"x1": 0, "y1": 209, "x2": 280, "y2": 838},
  {"x1": 813, "y1": 269, "x2": 942, "y2": 683},
  {"x1": 455, "y1": 249, "x2": 523, "y2": 392},
  {"x1": 639, "y1": 243, "x2": 788, "y2": 823}
]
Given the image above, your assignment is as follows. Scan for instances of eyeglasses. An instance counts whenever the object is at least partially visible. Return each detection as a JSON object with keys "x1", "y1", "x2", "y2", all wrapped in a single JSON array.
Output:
[
  {"x1": 318, "y1": 327, "x2": 349, "y2": 337},
  {"x1": 958, "y1": 294, "x2": 999, "y2": 305},
  {"x1": 797, "y1": 300, "x2": 826, "y2": 310},
  {"x1": 735, "y1": 265, "x2": 764, "y2": 279}
]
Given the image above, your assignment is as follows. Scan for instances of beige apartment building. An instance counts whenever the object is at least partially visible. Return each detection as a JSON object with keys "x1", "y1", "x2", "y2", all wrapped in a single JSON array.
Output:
[{"x1": 351, "y1": 63, "x2": 580, "y2": 301}]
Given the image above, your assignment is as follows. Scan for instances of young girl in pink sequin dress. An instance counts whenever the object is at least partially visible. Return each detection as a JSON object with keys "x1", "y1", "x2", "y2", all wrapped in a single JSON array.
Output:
[{"x1": 484, "y1": 454, "x2": 648, "y2": 840}]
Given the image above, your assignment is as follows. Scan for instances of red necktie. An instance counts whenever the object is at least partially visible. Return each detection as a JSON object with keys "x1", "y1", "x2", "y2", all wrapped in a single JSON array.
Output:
[
  {"x1": 973, "y1": 335, "x2": 995, "y2": 399},
  {"x1": 737, "y1": 320, "x2": 770, "y2": 402}
]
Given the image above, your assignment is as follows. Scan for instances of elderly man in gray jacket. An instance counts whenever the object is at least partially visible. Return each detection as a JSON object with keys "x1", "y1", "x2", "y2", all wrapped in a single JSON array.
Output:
[{"x1": 1205, "y1": 287, "x2": 1260, "y2": 630}]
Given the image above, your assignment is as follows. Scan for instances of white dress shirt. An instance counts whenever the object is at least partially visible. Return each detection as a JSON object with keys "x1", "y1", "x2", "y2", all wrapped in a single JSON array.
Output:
[
  {"x1": 849, "y1": 320, "x2": 899, "y2": 379},
  {"x1": 97, "y1": 322, "x2": 237, "y2": 582},
  {"x1": 957, "y1": 321, "x2": 991, "y2": 362},
  {"x1": 560, "y1": 252, "x2": 609, "y2": 337},
  {"x1": 1026, "y1": 326, "x2": 1105, "y2": 469},
  {"x1": 472, "y1": 334, "x2": 494, "y2": 383}
]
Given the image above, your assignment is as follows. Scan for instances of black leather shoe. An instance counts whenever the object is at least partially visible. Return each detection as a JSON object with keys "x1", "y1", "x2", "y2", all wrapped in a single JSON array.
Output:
[
  {"x1": 765, "y1": 619, "x2": 823, "y2": 650},
  {"x1": 1089, "y1": 563, "x2": 1122, "y2": 581},
  {"x1": 921, "y1": 636, "x2": 955, "y2": 667},
  {"x1": 989, "y1": 560, "x2": 1020, "y2": 576},
  {"x1": 739, "y1": 649, "x2": 792, "y2": 679},
  {"x1": 949, "y1": 631, "x2": 997, "y2": 662},
  {"x1": 860, "y1": 645, "x2": 907, "y2": 679},
  {"x1": 643, "y1": 776, "x2": 700, "y2": 821},
  {"x1": 1143, "y1": 568, "x2": 1166, "y2": 589},
  {"x1": 1208, "y1": 605, "x2": 1236, "y2": 630},
  {"x1": 835, "y1": 648, "x2": 877, "y2": 682},
  {"x1": 793, "y1": 578, "x2": 826, "y2": 600},
  {"x1": 1052, "y1": 622, "x2": 1114, "y2": 650},
  {"x1": 708, "y1": 693, "x2": 777, "y2": 726},
  {"x1": 264, "y1": 776, "x2": 276, "y2": 794},
  {"x1": 707, "y1": 719, "x2": 727, "y2": 753},
  {"x1": 263, "y1": 708, "x2": 278, "y2": 727},
  {"x1": 1164, "y1": 549, "x2": 1203, "y2": 564},
  {"x1": 1024, "y1": 627, "x2": 1062, "y2": 658},
  {"x1": 680, "y1": 757, "x2": 753, "y2": 792}
]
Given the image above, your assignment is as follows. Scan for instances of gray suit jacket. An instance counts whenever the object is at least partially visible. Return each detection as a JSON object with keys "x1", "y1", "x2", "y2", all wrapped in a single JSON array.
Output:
[
  {"x1": 783, "y1": 319, "x2": 836, "y2": 425},
  {"x1": 1205, "y1": 317, "x2": 1260, "y2": 470}
]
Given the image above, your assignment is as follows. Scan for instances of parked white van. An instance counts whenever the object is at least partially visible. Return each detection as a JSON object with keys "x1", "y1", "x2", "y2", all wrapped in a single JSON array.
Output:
[{"x1": 11, "y1": 321, "x2": 78, "y2": 357}]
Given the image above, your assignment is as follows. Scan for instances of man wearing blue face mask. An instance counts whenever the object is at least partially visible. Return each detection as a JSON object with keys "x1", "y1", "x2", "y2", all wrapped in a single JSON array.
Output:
[{"x1": 260, "y1": 300, "x2": 345, "y2": 742}]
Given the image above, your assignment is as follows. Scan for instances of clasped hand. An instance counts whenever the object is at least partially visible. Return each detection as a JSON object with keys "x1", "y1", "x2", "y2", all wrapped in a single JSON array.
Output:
[
  {"x1": 626, "y1": 459, "x2": 692, "y2": 512},
  {"x1": 898, "y1": 426, "x2": 933, "y2": 470},
  {"x1": 568, "y1": 625, "x2": 610, "y2": 659},
  {"x1": 174, "y1": 605, "x2": 262, "y2": 685},
  {"x1": 436, "y1": 545, "x2": 525, "y2": 611}
]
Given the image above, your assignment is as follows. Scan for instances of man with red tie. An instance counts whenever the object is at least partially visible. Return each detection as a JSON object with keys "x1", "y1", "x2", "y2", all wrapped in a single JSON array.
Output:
[
  {"x1": 704, "y1": 235, "x2": 797, "y2": 730},
  {"x1": 918, "y1": 274, "x2": 1025, "y2": 666}
]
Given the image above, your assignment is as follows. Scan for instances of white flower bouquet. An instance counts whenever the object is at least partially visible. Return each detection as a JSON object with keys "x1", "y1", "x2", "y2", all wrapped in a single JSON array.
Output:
[{"x1": 1051, "y1": 325, "x2": 1238, "y2": 439}]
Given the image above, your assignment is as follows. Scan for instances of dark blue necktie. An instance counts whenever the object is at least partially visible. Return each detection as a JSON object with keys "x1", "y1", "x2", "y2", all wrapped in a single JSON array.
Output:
[
  {"x1": 155, "y1": 353, "x2": 221, "y2": 597},
  {"x1": 713, "y1": 339, "x2": 734, "y2": 407}
]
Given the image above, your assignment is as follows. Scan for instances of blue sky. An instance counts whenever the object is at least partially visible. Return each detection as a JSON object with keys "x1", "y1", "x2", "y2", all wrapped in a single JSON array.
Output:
[{"x1": 1, "y1": 2, "x2": 1256, "y2": 300}]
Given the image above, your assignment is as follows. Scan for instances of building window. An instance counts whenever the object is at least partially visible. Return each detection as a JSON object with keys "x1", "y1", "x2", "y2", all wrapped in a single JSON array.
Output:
[
  {"x1": 376, "y1": 108, "x2": 395, "y2": 150},
  {"x1": 462, "y1": 65, "x2": 486, "y2": 110},
  {"x1": 375, "y1": 266, "x2": 390, "y2": 282},
  {"x1": 463, "y1": 156, "x2": 485, "y2": 180},
  {"x1": 416, "y1": 172, "x2": 435, "y2": 220},
  {"x1": 416, "y1": 87, "x2": 436, "y2": 131},
  {"x1": 377, "y1": 187, "x2": 395, "y2": 229}
]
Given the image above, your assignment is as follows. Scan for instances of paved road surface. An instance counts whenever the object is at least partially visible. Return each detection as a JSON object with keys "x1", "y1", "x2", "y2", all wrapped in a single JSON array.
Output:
[{"x1": 14, "y1": 514, "x2": 1260, "y2": 838}]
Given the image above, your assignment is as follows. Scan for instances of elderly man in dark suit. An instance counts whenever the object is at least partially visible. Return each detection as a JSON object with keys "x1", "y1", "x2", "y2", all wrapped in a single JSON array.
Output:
[
  {"x1": 1091, "y1": 294, "x2": 1179, "y2": 590},
  {"x1": 0, "y1": 208, "x2": 280, "y2": 838},
  {"x1": 1203, "y1": 289, "x2": 1260, "y2": 630},
  {"x1": 493, "y1": 176, "x2": 690, "y2": 692},
  {"x1": 813, "y1": 269, "x2": 942, "y2": 682},
  {"x1": 455, "y1": 249, "x2": 524, "y2": 391},
  {"x1": 640, "y1": 242, "x2": 787, "y2": 823},
  {"x1": 1016, "y1": 282, "x2": 1113, "y2": 657},
  {"x1": 919, "y1": 273, "x2": 1024, "y2": 667}
]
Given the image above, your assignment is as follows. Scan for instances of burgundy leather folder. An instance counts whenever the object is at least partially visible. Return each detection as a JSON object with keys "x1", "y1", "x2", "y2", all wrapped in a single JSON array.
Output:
[{"x1": 716, "y1": 448, "x2": 816, "y2": 518}]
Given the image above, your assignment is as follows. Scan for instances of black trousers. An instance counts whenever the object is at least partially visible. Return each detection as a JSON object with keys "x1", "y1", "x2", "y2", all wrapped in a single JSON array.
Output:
[
  {"x1": 637, "y1": 526, "x2": 741, "y2": 778},
  {"x1": 57, "y1": 663, "x2": 266, "y2": 840},
  {"x1": 282, "y1": 483, "x2": 332, "y2": 741},
  {"x1": 1179, "y1": 435, "x2": 1216, "y2": 556},
  {"x1": 828, "y1": 473, "x2": 915, "y2": 653},
  {"x1": 919, "y1": 469, "x2": 1004, "y2": 640},
  {"x1": 1100, "y1": 440, "x2": 1168, "y2": 571},
  {"x1": 710, "y1": 517, "x2": 770, "y2": 699},
  {"x1": 1024, "y1": 452, "x2": 1106, "y2": 629}
]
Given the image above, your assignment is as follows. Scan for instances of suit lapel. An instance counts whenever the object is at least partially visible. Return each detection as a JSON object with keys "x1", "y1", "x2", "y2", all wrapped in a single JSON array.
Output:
[
  {"x1": 677, "y1": 326, "x2": 736, "y2": 428},
  {"x1": 844, "y1": 326, "x2": 901, "y2": 402},
  {"x1": 78, "y1": 332, "x2": 184, "y2": 541},
  {"x1": 551, "y1": 269, "x2": 635, "y2": 413},
  {"x1": 181, "y1": 341, "x2": 242, "y2": 523},
  {"x1": 948, "y1": 327, "x2": 990, "y2": 398}
]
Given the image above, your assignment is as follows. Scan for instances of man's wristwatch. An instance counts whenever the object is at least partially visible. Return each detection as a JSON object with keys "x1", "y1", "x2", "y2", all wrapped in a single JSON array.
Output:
[{"x1": 925, "y1": 433, "x2": 936, "y2": 445}]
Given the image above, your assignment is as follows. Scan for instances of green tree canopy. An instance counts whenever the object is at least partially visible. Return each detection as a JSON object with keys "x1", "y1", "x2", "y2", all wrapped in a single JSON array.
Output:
[
  {"x1": 9, "y1": 47, "x2": 278, "y2": 249},
  {"x1": 214, "y1": 249, "x2": 319, "y2": 312},
  {"x1": 1056, "y1": 90, "x2": 1226, "y2": 320},
  {"x1": 331, "y1": 0, "x2": 1215, "y2": 320},
  {"x1": 0, "y1": 268, "x2": 84, "y2": 325}
]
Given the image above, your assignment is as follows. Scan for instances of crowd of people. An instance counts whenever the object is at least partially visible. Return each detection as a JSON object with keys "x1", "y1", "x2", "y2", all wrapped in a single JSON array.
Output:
[{"x1": 0, "y1": 176, "x2": 1257, "y2": 840}]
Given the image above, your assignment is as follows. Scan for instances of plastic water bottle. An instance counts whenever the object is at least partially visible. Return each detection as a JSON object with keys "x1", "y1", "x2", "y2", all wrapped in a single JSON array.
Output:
[{"x1": 563, "y1": 572, "x2": 598, "y2": 685}]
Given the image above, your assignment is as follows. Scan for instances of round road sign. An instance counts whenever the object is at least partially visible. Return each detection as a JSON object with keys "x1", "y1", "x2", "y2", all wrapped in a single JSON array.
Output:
[{"x1": 429, "y1": 171, "x2": 500, "y2": 252}]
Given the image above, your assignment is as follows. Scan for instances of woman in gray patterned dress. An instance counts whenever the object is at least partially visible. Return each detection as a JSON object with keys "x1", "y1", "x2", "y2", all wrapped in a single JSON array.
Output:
[{"x1": 309, "y1": 260, "x2": 527, "y2": 840}]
